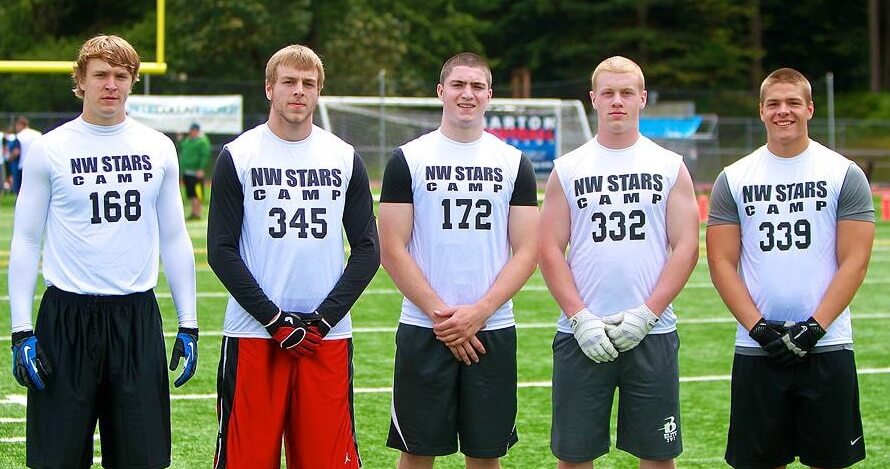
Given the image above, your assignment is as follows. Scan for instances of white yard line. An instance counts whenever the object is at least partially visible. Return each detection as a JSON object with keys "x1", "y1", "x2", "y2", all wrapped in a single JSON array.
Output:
[
  {"x1": 5, "y1": 278, "x2": 890, "y2": 302},
  {"x1": 1, "y1": 367, "x2": 889, "y2": 412},
  {"x1": 0, "y1": 313, "x2": 888, "y2": 342}
]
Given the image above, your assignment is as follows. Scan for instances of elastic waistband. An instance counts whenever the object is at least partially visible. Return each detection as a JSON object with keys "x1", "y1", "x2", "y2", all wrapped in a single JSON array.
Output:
[{"x1": 45, "y1": 286, "x2": 156, "y2": 304}]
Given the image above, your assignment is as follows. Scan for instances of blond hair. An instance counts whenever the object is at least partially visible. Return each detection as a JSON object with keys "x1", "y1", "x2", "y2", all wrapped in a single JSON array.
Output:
[
  {"x1": 760, "y1": 68, "x2": 812, "y2": 103},
  {"x1": 71, "y1": 35, "x2": 140, "y2": 99},
  {"x1": 591, "y1": 56, "x2": 644, "y2": 90},
  {"x1": 265, "y1": 44, "x2": 325, "y2": 89}
]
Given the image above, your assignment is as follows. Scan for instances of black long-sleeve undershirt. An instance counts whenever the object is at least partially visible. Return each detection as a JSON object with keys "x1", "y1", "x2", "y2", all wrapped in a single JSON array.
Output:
[{"x1": 207, "y1": 148, "x2": 380, "y2": 327}]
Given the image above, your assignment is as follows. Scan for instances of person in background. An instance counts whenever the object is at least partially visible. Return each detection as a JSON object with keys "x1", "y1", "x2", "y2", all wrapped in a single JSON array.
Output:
[{"x1": 179, "y1": 122, "x2": 211, "y2": 220}]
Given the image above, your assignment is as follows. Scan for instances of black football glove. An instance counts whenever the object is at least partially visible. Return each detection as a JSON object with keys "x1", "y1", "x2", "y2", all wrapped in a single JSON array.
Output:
[
  {"x1": 11, "y1": 330, "x2": 52, "y2": 391},
  {"x1": 264, "y1": 311, "x2": 322, "y2": 358},
  {"x1": 169, "y1": 327, "x2": 198, "y2": 388},
  {"x1": 749, "y1": 319, "x2": 800, "y2": 367},
  {"x1": 781, "y1": 316, "x2": 826, "y2": 358},
  {"x1": 298, "y1": 311, "x2": 333, "y2": 339}
]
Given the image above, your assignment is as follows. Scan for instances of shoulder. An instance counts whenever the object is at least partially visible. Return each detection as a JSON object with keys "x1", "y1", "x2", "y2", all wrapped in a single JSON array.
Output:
[
  {"x1": 223, "y1": 124, "x2": 266, "y2": 157},
  {"x1": 399, "y1": 129, "x2": 439, "y2": 154},
  {"x1": 33, "y1": 119, "x2": 82, "y2": 151},
  {"x1": 126, "y1": 119, "x2": 176, "y2": 147},
  {"x1": 480, "y1": 131, "x2": 522, "y2": 159},
  {"x1": 554, "y1": 139, "x2": 595, "y2": 171},
  {"x1": 810, "y1": 140, "x2": 857, "y2": 169},
  {"x1": 311, "y1": 125, "x2": 355, "y2": 154},
  {"x1": 724, "y1": 145, "x2": 766, "y2": 174},
  {"x1": 641, "y1": 136, "x2": 682, "y2": 160}
]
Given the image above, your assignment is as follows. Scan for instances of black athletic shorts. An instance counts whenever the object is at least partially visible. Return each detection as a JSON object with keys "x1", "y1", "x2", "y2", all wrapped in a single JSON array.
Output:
[
  {"x1": 386, "y1": 324, "x2": 518, "y2": 458},
  {"x1": 27, "y1": 286, "x2": 171, "y2": 469},
  {"x1": 725, "y1": 350, "x2": 865, "y2": 469},
  {"x1": 182, "y1": 174, "x2": 203, "y2": 199}
]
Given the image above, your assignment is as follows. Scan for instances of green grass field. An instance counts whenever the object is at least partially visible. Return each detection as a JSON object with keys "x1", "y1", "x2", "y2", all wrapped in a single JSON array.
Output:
[{"x1": 0, "y1": 191, "x2": 888, "y2": 468}]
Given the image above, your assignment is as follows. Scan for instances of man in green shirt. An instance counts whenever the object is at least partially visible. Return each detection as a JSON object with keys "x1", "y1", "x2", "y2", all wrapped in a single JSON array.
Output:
[{"x1": 179, "y1": 122, "x2": 211, "y2": 220}]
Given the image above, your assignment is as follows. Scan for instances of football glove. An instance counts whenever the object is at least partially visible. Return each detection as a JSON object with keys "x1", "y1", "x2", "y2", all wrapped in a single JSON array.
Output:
[
  {"x1": 297, "y1": 311, "x2": 333, "y2": 339},
  {"x1": 11, "y1": 330, "x2": 52, "y2": 391},
  {"x1": 781, "y1": 316, "x2": 826, "y2": 358},
  {"x1": 264, "y1": 311, "x2": 322, "y2": 358},
  {"x1": 570, "y1": 309, "x2": 618, "y2": 363},
  {"x1": 603, "y1": 304, "x2": 659, "y2": 352},
  {"x1": 169, "y1": 327, "x2": 199, "y2": 388},
  {"x1": 749, "y1": 318, "x2": 800, "y2": 366}
]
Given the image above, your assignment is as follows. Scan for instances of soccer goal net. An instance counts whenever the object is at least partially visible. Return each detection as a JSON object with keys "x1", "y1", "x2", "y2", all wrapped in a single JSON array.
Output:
[{"x1": 317, "y1": 96, "x2": 593, "y2": 179}]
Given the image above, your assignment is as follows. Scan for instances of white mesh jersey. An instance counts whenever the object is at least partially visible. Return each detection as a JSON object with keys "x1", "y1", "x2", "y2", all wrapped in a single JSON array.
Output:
[
  {"x1": 220, "y1": 124, "x2": 357, "y2": 339},
  {"x1": 387, "y1": 129, "x2": 535, "y2": 330},
  {"x1": 714, "y1": 141, "x2": 871, "y2": 347},
  {"x1": 8, "y1": 116, "x2": 197, "y2": 330},
  {"x1": 554, "y1": 136, "x2": 683, "y2": 334}
]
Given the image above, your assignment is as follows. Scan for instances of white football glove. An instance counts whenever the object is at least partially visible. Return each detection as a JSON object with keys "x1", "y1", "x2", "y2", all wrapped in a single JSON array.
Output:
[
  {"x1": 570, "y1": 309, "x2": 618, "y2": 363},
  {"x1": 603, "y1": 304, "x2": 659, "y2": 352}
]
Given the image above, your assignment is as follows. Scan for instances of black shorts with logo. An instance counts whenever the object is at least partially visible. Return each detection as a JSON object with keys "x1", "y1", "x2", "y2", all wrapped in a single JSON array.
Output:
[
  {"x1": 726, "y1": 349, "x2": 865, "y2": 469},
  {"x1": 26, "y1": 286, "x2": 171, "y2": 469},
  {"x1": 551, "y1": 331, "x2": 682, "y2": 462}
]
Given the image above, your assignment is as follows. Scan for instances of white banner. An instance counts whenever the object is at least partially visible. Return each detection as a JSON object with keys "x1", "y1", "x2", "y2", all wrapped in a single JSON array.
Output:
[{"x1": 126, "y1": 95, "x2": 243, "y2": 134}]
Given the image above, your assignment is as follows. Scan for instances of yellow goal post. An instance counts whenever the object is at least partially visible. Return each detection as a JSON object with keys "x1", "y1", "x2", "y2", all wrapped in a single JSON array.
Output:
[{"x1": 0, "y1": 0, "x2": 167, "y2": 75}]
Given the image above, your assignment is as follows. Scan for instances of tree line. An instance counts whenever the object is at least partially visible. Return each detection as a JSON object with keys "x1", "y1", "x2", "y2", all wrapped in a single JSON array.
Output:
[{"x1": 0, "y1": 0, "x2": 882, "y2": 116}]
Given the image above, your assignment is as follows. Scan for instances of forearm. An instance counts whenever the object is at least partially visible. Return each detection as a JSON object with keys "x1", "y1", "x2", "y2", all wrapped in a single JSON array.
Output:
[
  {"x1": 8, "y1": 234, "x2": 42, "y2": 332},
  {"x1": 812, "y1": 255, "x2": 871, "y2": 328},
  {"x1": 709, "y1": 261, "x2": 762, "y2": 330},
  {"x1": 538, "y1": 246, "x2": 585, "y2": 316},
  {"x1": 382, "y1": 247, "x2": 448, "y2": 318},
  {"x1": 474, "y1": 248, "x2": 537, "y2": 317},
  {"x1": 159, "y1": 231, "x2": 198, "y2": 328},
  {"x1": 316, "y1": 218, "x2": 380, "y2": 325},
  {"x1": 645, "y1": 241, "x2": 698, "y2": 315}
]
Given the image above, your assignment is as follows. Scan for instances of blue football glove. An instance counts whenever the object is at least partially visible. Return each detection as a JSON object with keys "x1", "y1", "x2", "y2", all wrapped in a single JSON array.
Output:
[
  {"x1": 781, "y1": 316, "x2": 826, "y2": 358},
  {"x1": 11, "y1": 330, "x2": 52, "y2": 391},
  {"x1": 169, "y1": 327, "x2": 199, "y2": 388},
  {"x1": 264, "y1": 311, "x2": 322, "y2": 358},
  {"x1": 749, "y1": 318, "x2": 800, "y2": 366}
]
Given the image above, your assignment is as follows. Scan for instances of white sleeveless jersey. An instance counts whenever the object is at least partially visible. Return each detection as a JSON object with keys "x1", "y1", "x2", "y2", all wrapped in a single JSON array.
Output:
[
  {"x1": 396, "y1": 130, "x2": 527, "y2": 330},
  {"x1": 23, "y1": 117, "x2": 179, "y2": 295},
  {"x1": 719, "y1": 141, "x2": 861, "y2": 347},
  {"x1": 221, "y1": 124, "x2": 356, "y2": 339},
  {"x1": 554, "y1": 136, "x2": 683, "y2": 334}
]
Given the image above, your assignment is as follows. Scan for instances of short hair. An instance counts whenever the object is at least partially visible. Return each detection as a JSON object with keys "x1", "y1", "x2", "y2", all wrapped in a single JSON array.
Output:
[
  {"x1": 265, "y1": 45, "x2": 325, "y2": 89},
  {"x1": 15, "y1": 115, "x2": 29, "y2": 127},
  {"x1": 439, "y1": 52, "x2": 492, "y2": 87},
  {"x1": 591, "y1": 56, "x2": 645, "y2": 90},
  {"x1": 71, "y1": 35, "x2": 140, "y2": 99},
  {"x1": 760, "y1": 68, "x2": 812, "y2": 103}
]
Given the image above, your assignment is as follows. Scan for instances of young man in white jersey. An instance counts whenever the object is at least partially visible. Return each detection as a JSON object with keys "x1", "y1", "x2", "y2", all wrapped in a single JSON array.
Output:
[
  {"x1": 207, "y1": 44, "x2": 379, "y2": 468},
  {"x1": 379, "y1": 52, "x2": 539, "y2": 469},
  {"x1": 7, "y1": 35, "x2": 198, "y2": 468},
  {"x1": 538, "y1": 56, "x2": 699, "y2": 469},
  {"x1": 707, "y1": 68, "x2": 874, "y2": 469}
]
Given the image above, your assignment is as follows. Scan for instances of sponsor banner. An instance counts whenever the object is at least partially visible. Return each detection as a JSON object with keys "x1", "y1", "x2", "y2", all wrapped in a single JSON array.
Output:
[
  {"x1": 640, "y1": 116, "x2": 703, "y2": 139},
  {"x1": 485, "y1": 112, "x2": 557, "y2": 173},
  {"x1": 126, "y1": 95, "x2": 243, "y2": 134}
]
